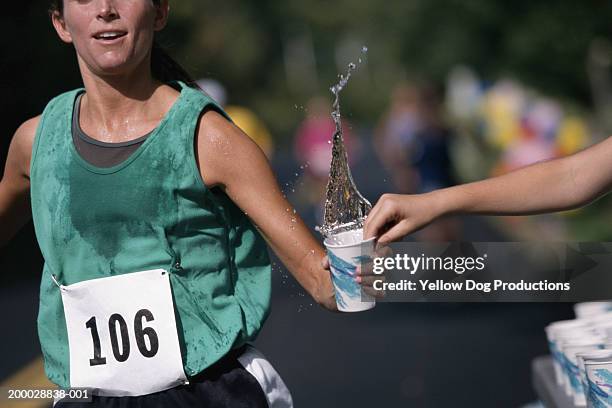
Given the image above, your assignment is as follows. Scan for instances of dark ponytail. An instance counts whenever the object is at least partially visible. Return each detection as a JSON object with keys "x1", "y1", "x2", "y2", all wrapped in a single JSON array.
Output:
[{"x1": 49, "y1": 0, "x2": 199, "y2": 88}]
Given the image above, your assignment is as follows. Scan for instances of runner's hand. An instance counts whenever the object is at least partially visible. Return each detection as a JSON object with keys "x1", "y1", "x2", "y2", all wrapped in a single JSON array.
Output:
[
  {"x1": 321, "y1": 244, "x2": 391, "y2": 301},
  {"x1": 316, "y1": 257, "x2": 338, "y2": 311}
]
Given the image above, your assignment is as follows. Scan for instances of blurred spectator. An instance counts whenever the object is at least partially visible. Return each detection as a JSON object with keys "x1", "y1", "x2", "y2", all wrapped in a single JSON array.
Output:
[
  {"x1": 374, "y1": 82, "x2": 422, "y2": 194},
  {"x1": 411, "y1": 85, "x2": 457, "y2": 194},
  {"x1": 376, "y1": 82, "x2": 460, "y2": 240}
]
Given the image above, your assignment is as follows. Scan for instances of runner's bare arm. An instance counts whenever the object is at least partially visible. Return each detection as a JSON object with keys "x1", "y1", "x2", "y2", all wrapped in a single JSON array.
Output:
[
  {"x1": 0, "y1": 117, "x2": 38, "y2": 247},
  {"x1": 196, "y1": 110, "x2": 337, "y2": 310},
  {"x1": 364, "y1": 135, "x2": 612, "y2": 243}
]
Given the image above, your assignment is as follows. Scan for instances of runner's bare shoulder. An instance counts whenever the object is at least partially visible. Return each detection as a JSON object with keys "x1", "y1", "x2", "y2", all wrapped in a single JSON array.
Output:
[
  {"x1": 0, "y1": 116, "x2": 40, "y2": 234},
  {"x1": 195, "y1": 109, "x2": 260, "y2": 188},
  {"x1": 8, "y1": 116, "x2": 41, "y2": 178}
]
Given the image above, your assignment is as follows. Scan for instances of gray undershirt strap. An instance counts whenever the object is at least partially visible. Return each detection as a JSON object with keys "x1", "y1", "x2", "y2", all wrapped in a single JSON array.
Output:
[{"x1": 72, "y1": 92, "x2": 152, "y2": 168}]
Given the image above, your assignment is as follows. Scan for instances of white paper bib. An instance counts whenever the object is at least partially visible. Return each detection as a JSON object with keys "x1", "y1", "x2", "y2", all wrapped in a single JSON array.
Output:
[{"x1": 59, "y1": 269, "x2": 187, "y2": 396}]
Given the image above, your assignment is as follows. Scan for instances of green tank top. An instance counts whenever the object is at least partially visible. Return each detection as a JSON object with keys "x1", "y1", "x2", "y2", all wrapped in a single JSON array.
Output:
[{"x1": 30, "y1": 82, "x2": 271, "y2": 388}]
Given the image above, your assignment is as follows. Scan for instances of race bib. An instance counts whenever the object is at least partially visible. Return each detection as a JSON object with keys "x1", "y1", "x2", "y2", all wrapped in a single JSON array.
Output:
[{"x1": 60, "y1": 269, "x2": 187, "y2": 396}]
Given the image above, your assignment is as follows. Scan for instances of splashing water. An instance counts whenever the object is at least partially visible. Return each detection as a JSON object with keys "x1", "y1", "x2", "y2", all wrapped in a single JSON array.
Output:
[{"x1": 318, "y1": 47, "x2": 371, "y2": 237}]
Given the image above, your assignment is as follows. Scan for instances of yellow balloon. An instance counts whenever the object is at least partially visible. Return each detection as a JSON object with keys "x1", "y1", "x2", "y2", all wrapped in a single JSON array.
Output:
[
  {"x1": 225, "y1": 105, "x2": 275, "y2": 158},
  {"x1": 557, "y1": 117, "x2": 589, "y2": 156}
]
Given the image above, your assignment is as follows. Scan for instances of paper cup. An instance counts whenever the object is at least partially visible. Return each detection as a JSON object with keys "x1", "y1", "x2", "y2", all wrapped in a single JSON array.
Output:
[
  {"x1": 584, "y1": 352, "x2": 612, "y2": 407},
  {"x1": 559, "y1": 337, "x2": 606, "y2": 403},
  {"x1": 546, "y1": 320, "x2": 595, "y2": 385},
  {"x1": 577, "y1": 350, "x2": 612, "y2": 407},
  {"x1": 324, "y1": 228, "x2": 376, "y2": 312}
]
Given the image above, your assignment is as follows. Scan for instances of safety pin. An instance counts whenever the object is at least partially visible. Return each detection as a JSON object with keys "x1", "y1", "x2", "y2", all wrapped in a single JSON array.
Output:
[{"x1": 50, "y1": 274, "x2": 64, "y2": 290}]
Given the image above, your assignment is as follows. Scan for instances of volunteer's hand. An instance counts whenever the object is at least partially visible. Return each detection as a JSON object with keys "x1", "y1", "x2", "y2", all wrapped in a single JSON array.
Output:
[
  {"x1": 356, "y1": 244, "x2": 391, "y2": 298},
  {"x1": 364, "y1": 193, "x2": 443, "y2": 244}
]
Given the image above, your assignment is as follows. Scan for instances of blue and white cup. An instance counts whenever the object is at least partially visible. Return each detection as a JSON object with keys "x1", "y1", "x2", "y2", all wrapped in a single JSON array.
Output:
[
  {"x1": 559, "y1": 337, "x2": 606, "y2": 404},
  {"x1": 578, "y1": 350, "x2": 612, "y2": 407},
  {"x1": 584, "y1": 352, "x2": 612, "y2": 407},
  {"x1": 546, "y1": 320, "x2": 594, "y2": 386},
  {"x1": 324, "y1": 228, "x2": 376, "y2": 312}
]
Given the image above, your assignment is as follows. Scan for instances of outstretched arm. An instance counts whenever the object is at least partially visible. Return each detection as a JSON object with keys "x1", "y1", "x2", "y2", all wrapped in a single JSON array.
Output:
[
  {"x1": 0, "y1": 117, "x2": 38, "y2": 247},
  {"x1": 196, "y1": 110, "x2": 337, "y2": 310},
  {"x1": 365, "y1": 136, "x2": 612, "y2": 244}
]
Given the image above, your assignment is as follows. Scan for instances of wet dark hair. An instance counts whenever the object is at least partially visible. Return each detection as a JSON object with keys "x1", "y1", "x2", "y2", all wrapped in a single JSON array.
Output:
[{"x1": 49, "y1": 0, "x2": 197, "y2": 87}]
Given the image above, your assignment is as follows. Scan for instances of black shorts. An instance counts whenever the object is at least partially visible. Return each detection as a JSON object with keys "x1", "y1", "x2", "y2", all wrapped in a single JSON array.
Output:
[{"x1": 54, "y1": 345, "x2": 292, "y2": 408}]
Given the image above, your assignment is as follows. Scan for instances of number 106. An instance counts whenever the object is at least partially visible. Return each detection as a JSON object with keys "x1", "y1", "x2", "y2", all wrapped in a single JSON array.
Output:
[{"x1": 85, "y1": 309, "x2": 159, "y2": 366}]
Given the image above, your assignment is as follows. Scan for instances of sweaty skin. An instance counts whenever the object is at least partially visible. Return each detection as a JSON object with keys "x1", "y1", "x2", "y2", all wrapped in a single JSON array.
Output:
[{"x1": 364, "y1": 135, "x2": 612, "y2": 244}]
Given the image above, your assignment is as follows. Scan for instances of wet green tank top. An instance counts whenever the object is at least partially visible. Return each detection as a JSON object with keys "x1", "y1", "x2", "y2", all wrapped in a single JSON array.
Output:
[{"x1": 30, "y1": 82, "x2": 271, "y2": 388}]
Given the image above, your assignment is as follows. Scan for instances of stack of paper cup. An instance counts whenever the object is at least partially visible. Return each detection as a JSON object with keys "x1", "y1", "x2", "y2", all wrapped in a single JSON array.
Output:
[
  {"x1": 577, "y1": 350, "x2": 612, "y2": 407},
  {"x1": 556, "y1": 331, "x2": 601, "y2": 395},
  {"x1": 544, "y1": 303, "x2": 612, "y2": 406},
  {"x1": 558, "y1": 336, "x2": 606, "y2": 404},
  {"x1": 583, "y1": 351, "x2": 612, "y2": 407},
  {"x1": 324, "y1": 228, "x2": 376, "y2": 312},
  {"x1": 546, "y1": 320, "x2": 594, "y2": 386}
]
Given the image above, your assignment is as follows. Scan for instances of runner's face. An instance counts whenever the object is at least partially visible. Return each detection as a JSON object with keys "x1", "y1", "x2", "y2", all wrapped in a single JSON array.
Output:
[{"x1": 52, "y1": 0, "x2": 168, "y2": 77}]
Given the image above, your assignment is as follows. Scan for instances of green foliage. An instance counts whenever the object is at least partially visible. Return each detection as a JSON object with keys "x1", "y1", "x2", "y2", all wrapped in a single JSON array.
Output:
[{"x1": 4, "y1": 0, "x2": 612, "y2": 141}]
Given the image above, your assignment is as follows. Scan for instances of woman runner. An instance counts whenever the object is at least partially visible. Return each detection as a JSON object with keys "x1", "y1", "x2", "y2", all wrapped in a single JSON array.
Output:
[{"x1": 0, "y1": 0, "x2": 375, "y2": 406}]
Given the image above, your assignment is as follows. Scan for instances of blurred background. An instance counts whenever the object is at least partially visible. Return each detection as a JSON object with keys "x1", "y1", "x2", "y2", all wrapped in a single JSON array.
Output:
[{"x1": 2, "y1": 0, "x2": 612, "y2": 406}]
